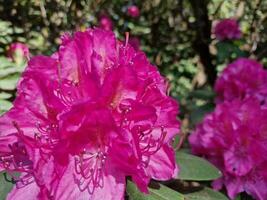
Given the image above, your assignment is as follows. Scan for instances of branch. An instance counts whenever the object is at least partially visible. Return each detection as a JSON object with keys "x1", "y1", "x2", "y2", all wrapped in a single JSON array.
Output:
[
  {"x1": 39, "y1": 1, "x2": 49, "y2": 26},
  {"x1": 189, "y1": 0, "x2": 217, "y2": 86},
  {"x1": 249, "y1": 0, "x2": 263, "y2": 53}
]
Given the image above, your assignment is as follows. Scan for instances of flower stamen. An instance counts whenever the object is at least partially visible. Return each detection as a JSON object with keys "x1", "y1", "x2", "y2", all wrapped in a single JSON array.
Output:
[{"x1": 74, "y1": 148, "x2": 106, "y2": 194}]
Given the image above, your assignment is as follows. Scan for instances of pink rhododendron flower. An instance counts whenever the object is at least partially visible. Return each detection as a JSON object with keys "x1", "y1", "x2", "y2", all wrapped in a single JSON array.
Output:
[
  {"x1": 128, "y1": 37, "x2": 140, "y2": 51},
  {"x1": 127, "y1": 5, "x2": 140, "y2": 18},
  {"x1": 189, "y1": 98, "x2": 267, "y2": 200},
  {"x1": 0, "y1": 28, "x2": 180, "y2": 200},
  {"x1": 98, "y1": 14, "x2": 113, "y2": 31},
  {"x1": 214, "y1": 18, "x2": 242, "y2": 41},
  {"x1": 215, "y1": 58, "x2": 267, "y2": 103},
  {"x1": 8, "y1": 42, "x2": 30, "y2": 62}
]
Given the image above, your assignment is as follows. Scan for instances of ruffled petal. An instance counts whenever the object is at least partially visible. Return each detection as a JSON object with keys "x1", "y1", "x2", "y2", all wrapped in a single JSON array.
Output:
[
  {"x1": 53, "y1": 158, "x2": 125, "y2": 200},
  {"x1": 0, "y1": 56, "x2": 61, "y2": 138},
  {"x1": 23, "y1": 55, "x2": 58, "y2": 80},
  {"x1": 138, "y1": 85, "x2": 180, "y2": 142},
  {"x1": 7, "y1": 183, "x2": 40, "y2": 200},
  {"x1": 91, "y1": 28, "x2": 117, "y2": 84},
  {"x1": 224, "y1": 176, "x2": 244, "y2": 199},
  {"x1": 58, "y1": 31, "x2": 100, "y2": 101},
  {"x1": 131, "y1": 52, "x2": 157, "y2": 80},
  {"x1": 101, "y1": 66, "x2": 138, "y2": 107},
  {"x1": 53, "y1": 162, "x2": 90, "y2": 200},
  {"x1": 245, "y1": 179, "x2": 267, "y2": 200},
  {"x1": 108, "y1": 133, "x2": 150, "y2": 193},
  {"x1": 224, "y1": 147, "x2": 253, "y2": 176},
  {"x1": 91, "y1": 167, "x2": 125, "y2": 200},
  {"x1": 146, "y1": 144, "x2": 178, "y2": 180}
]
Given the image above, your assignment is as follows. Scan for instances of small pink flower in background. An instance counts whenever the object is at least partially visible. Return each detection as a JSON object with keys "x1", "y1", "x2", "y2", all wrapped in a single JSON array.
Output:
[
  {"x1": 189, "y1": 98, "x2": 267, "y2": 200},
  {"x1": 0, "y1": 28, "x2": 180, "y2": 199},
  {"x1": 214, "y1": 18, "x2": 242, "y2": 41},
  {"x1": 127, "y1": 5, "x2": 140, "y2": 18},
  {"x1": 98, "y1": 14, "x2": 113, "y2": 31},
  {"x1": 215, "y1": 58, "x2": 267, "y2": 103},
  {"x1": 8, "y1": 42, "x2": 30, "y2": 63}
]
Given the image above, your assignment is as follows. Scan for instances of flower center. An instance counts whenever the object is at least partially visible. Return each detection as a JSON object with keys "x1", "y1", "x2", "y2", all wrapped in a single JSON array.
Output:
[
  {"x1": 74, "y1": 147, "x2": 107, "y2": 193},
  {"x1": 0, "y1": 140, "x2": 34, "y2": 188}
]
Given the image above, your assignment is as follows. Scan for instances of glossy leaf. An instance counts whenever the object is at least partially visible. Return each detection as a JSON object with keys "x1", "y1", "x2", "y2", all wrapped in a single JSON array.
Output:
[
  {"x1": 127, "y1": 181, "x2": 184, "y2": 200},
  {"x1": 184, "y1": 187, "x2": 228, "y2": 200},
  {"x1": 0, "y1": 172, "x2": 14, "y2": 200},
  {"x1": 176, "y1": 152, "x2": 222, "y2": 181}
]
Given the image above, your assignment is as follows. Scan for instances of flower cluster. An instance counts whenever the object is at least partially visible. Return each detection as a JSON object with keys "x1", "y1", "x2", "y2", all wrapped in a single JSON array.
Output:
[
  {"x1": 214, "y1": 18, "x2": 242, "y2": 41},
  {"x1": 215, "y1": 58, "x2": 267, "y2": 103},
  {"x1": 0, "y1": 28, "x2": 180, "y2": 200},
  {"x1": 189, "y1": 98, "x2": 267, "y2": 200},
  {"x1": 191, "y1": 57, "x2": 267, "y2": 200}
]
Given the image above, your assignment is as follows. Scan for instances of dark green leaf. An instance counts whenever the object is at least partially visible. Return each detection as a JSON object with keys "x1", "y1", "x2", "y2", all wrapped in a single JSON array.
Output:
[
  {"x1": 184, "y1": 187, "x2": 228, "y2": 200},
  {"x1": 0, "y1": 172, "x2": 14, "y2": 200},
  {"x1": 127, "y1": 181, "x2": 184, "y2": 200},
  {"x1": 176, "y1": 152, "x2": 222, "y2": 181}
]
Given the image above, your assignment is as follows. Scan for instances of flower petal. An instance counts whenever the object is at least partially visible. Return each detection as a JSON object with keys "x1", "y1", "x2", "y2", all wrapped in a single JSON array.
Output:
[
  {"x1": 245, "y1": 179, "x2": 267, "y2": 200},
  {"x1": 53, "y1": 158, "x2": 125, "y2": 200},
  {"x1": 146, "y1": 144, "x2": 178, "y2": 180},
  {"x1": 7, "y1": 183, "x2": 39, "y2": 200}
]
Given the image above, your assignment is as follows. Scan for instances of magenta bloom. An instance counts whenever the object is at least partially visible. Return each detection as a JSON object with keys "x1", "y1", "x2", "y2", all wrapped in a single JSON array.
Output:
[
  {"x1": 189, "y1": 98, "x2": 267, "y2": 200},
  {"x1": 215, "y1": 58, "x2": 267, "y2": 103},
  {"x1": 127, "y1": 5, "x2": 140, "y2": 18},
  {"x1": 128, "y1": 37, "x2": 140, "y2": 51},
  {"x1": 98, "y1": 14, "x2": 113, "y2": 31},
  {"x1": 0, "y1": 28, "x2": 180, "y2": 199},
  {"x1": 214, "y1": 18, "x2": 242, "y2": 41},
  {"x1": 8, "y1": 42, "x2": 30, "y2": 62}
]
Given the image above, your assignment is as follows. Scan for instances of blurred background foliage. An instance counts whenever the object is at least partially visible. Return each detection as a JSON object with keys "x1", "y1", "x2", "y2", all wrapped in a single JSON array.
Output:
[{"x1": 0, "y1": 1, "x2": 266, "y2": 199}]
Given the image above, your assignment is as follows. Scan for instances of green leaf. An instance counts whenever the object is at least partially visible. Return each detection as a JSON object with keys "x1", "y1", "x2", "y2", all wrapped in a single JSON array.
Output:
[
  {"x1": 0, "y1": 99, "x2": 12, "y2": 114},
  {"x1": 127, "y1": 181, "x2": 184, "y2": 200},
  {"x1": 176, "y1": 152, "x2": 222, "y2": 181},
  {"x1": 0, "y1": 92, "x2": 12, "y2": 99},
  {"x1": 184, "y1": 187, "x2": 228, "y2": 200},
  {"x1": 0, "y1": 74, "x2": 20, "y2": 90},
  {"x1": 0, "y1": 57, "x2": 14, "y2": 69},
  {"x1": 216, "y1": 41, "x2": 246, "y2": 63},
  {"x1": 0, "y1": 172, "x2": 14, "y2": 200},
  {"x1": 234, "y1": 194, "x2": 241, "y2": 200}
]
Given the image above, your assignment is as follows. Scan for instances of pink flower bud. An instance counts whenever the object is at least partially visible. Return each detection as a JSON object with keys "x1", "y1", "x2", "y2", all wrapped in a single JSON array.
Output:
[{"x1": 127, "y1": 5, "x2": 140, "y2": 18}]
